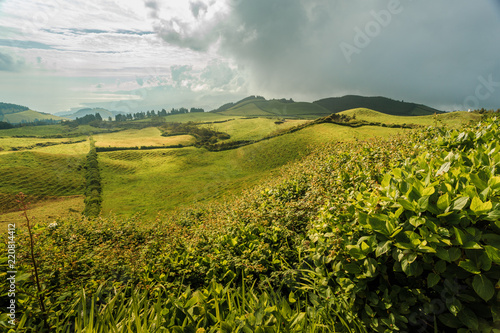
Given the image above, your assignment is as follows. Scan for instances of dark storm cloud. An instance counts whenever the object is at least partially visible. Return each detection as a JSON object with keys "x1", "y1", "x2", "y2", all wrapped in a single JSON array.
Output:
[{"x1": 152, "y1": 0, "x2": 500, "y2": 110}]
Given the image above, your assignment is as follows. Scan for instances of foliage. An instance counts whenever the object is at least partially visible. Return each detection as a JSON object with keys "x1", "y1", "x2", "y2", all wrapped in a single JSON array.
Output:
[
  {"x1": 3, "y1": 116, "x2": 499, "y2": 332},
  {"x1": 0, "y1": 102, "x2": 30, "y2": 115},
  {"x1": 83, "y1": 141, "x2": 102, "y2": 217},
  {"x1": 303, "y1": 119, "x2": 500, "y2": 331}
]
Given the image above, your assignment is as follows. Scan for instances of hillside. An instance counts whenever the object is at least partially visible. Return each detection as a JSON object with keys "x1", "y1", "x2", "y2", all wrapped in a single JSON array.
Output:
[
  {"x1": 0, "y1": 102, "x2": 29, "y2": 115},
  {"x1": 212, "y1": 95, "x2": 443, "y2": 118},
  {"x1": 213, "y1": 96, "x2": 332, "y2": 118},
  {"x1": 339, "y1": 108, "x2": 480, "y2": 127},
  {"x1": 0, "y1": 102, "x2": 66, "y2": 123},
  {"x1": 2, "y1": 118, "x2": 499, "y2": 332},
  {"x1": 314, "y1": 95, "x2": 443, "y2": 116}
]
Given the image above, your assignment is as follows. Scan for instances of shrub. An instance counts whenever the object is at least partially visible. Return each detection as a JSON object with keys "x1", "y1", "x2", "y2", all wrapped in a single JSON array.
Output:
[{"x1": 305, "y1": 119, "x2": 500, "y2": 332}]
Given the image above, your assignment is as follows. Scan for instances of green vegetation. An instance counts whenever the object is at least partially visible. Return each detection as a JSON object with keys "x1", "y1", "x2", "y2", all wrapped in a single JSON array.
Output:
[
  {"x1": 83, "y1": 141, "x2": 102, "y2": 217},
  {"x1": 0, "y1": 151, "x2": 85, "y2": 214},
  {"x1": 4, "y1": 118, "x2": 500, "y2": 331},
  {"x1": 340, "y1": 108, "x2": 481, "y2": 128},
  {"x1": 2, "y1": 110, "x2": 65, "y2": 124},
  {"x1": 314, "y1": 95, "x2": 443, "y2": 116},
  {"x1": 212, "y1": 95, "x2": 444, "y2": 119},
  {"x1": 0, "y1": 102, "x2": 29, "y2": 116},
  {"x1": 1, "y1": 103, "x2": 498, "y2": 332}
]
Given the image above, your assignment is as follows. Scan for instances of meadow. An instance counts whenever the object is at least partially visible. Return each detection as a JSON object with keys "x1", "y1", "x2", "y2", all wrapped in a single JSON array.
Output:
[
  {"x1": 0, "y1": 109, "x2": 476, "y2": 229},
  {"x1": 1, "y1": 109, "x2": 497, "y2": 332},
  {"x1": 1, "y1": 113, "x2": 498, "y2": 332}
]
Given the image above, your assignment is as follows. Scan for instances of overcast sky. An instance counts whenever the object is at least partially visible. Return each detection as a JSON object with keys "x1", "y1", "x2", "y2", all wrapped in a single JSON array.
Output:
[{"x1": 0, "y1": 0, "x2": 499, "y2": 113}]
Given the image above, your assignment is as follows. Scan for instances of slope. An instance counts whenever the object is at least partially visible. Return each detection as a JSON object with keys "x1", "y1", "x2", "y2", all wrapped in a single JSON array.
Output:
[
  {"x1": 0, "y1": 101, "x2": 66, "y2": 123},
  {"x1": 314, "y1": 95, "x2": 443, "y2": 116}
]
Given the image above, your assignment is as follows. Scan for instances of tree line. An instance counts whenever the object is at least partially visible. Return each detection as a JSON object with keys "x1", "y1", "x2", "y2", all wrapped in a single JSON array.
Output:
[{"x1": 114, "y1": 107, "x2": 205, "y2": 122}]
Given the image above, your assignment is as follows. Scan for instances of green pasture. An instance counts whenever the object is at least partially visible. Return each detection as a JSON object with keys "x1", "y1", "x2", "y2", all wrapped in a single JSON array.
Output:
[
  {"x1": 0, "y1": 124, "x2": 114, "y2": 137},
  {"x1": 93, "y1": 127, "x2": 195, "y2": 148},
  {"x1": 99, "y1": 122, "x2": 404, "y2": 218},
  {"x1": 207, "y1": 118, "x2": 309, "y2": 141},
  {"x1": 0, "y1": 151, "x2": 85, "y2": 218},
  {"x1": 339, "y1": 108, "x2": 480, "y2": 128}
]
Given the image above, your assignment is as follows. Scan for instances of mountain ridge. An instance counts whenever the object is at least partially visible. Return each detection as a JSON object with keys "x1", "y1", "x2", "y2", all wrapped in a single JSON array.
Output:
[{"x1": 211, "y1": 95, "x2": 443, "y2": 118}]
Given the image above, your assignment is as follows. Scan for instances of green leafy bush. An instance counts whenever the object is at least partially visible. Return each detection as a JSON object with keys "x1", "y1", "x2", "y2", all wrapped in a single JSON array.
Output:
[{"x1": 305, "y1": 119, "x2": 500, "y2": 332}]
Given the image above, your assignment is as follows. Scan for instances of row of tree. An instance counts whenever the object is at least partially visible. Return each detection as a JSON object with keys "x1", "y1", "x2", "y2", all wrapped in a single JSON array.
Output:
[
  {"x1": 114, "y1": 107, "x2": 205, "y2": 122},
  {"x1": 83, "y1": 141, "x2": 102, "y2": 217}
]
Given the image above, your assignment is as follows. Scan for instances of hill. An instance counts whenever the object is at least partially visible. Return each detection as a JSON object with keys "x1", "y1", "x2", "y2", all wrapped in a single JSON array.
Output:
[
  {"x1": 0, "y1": 102, "x2": 29, "y2": 115},
  {"x1": 0, "y1": 102, "x2": 66, "y2": 124},
  {"x1": 55, "y1": 107, "x2": 124, "y2": 120},
  {"x1": 212, "y1": 96, "x2": 332, "y2": 118},
  {"x1": 314, "y1": 95, "x2": 443, "y2": 116},
  {"x1": 338, "y1": 108, "x2": 480, "y2": 127},
  {"x1": 212, "y1": 95, "x2": 443, "y2": 118}
]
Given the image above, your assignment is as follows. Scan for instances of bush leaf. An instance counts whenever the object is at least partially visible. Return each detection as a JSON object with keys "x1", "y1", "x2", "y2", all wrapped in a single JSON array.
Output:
[{"x1": 472, "y1": 275, "x2": 494, "y2": 301}]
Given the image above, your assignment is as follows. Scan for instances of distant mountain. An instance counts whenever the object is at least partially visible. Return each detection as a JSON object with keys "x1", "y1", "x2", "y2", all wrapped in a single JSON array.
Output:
[
  {"x1": 211, "y1": 96, "x2": 331, "y2": 118},
  {"x1": 314, "y1": 95, "x2": 443, "y2": 116},
  {"x1": 212, "y1": 95, "x2": 443, "y2": 118},
  {"x1": 0, "y1": 102, "x2": 65, "y2": 124},
  {"x1": 54, "y1": 108, "x2": 125, "y2": 120}
]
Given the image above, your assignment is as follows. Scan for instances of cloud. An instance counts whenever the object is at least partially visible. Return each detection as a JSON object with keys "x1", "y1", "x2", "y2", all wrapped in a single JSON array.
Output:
[
  {"x1": 148, "y1": 0, "x2": 500, "y2": 109},
  {"x1": 170, "y1": 64, "x2": 193, "y2": 86},
  {"x1": 0, "y1": 39, "x2": 54, "y2": 50},
  {"x1": 0, "y1": 52, "x2": 25, "y2": 71},
  {"x1": 200, "y1": 60, "x2": 243, "y2": 90},
  {"x1": 190, "y1": 1, "x2": 208, "y2": 18}
]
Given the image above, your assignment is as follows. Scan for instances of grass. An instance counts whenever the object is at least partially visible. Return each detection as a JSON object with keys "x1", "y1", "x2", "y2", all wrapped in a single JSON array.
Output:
[
  {"x1": 0, "y1": 151, "x2": 85, "y2": 217},
  {"x1": 0, "y1": 136, "x2": 86, "y2": 151},
  {"x1": 208, "y1": 118, "x2": 309, "y2": 141},
  {"x1": 218, "y1": 103, "x2": 276, "y2": 117},
  {"x1": 137, "y1": 112, "x2": 236, "y2": 123},
  {"x1": 255, "y1": 100, "x2": 331, "y2": 117},
  {"x1": 0, "y1": 124, "x2": 116, "y2": 137},
  {"x1": 99, "y1": 122, "x2": 404, "y2": 219},
  {"x1": 29, "y1": 140, "x2": 90, "y2": 155},
  {"x1": 0, "y1": 111, "x2": 475, "y2": 223},
  {"x1": 0, "y1": 195, "x2": 84, "y2": 233},
  {"x1": 339, "y1": 108, "x2": 480, "y2": 128},
  {"x1": 93, "y1": 127, "x2": 195, "y2": 148},
  {"x1": 2, "y1": 110, "x2": 65, "y2": 123}
]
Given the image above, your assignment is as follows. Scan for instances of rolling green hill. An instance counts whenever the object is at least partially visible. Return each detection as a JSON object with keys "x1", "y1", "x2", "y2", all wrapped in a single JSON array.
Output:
[
  {"x1": 0, "y1": 101, "x2": 66, "y2": 123},
  {"x1": 212, "y1": 95, "x2": 443, "y2": 118},
  {"x1": 2, "y1": 110, "x2": 65, "y2": 124},
  {"x1": 0, "y1": 102, "x2": 29, "y2": 115},
  {"x1": 314, "y1": 95, "x2": 443, "y2": 116},
  {"x1": 339, "y1": 108, "x2": 480, "y2": 127}
]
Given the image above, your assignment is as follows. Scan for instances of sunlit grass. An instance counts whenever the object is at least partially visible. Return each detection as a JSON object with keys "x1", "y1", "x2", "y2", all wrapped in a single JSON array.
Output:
[{"x1": 93, "y1": 127, "x2": 194, "y2": 148}]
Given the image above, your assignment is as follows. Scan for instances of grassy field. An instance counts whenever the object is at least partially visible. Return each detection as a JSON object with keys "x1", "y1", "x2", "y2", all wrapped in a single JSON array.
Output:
[
  {"x1": 339, "y1": 108, "x2": 481, "y2": 127},
  {"x1": 218, "y1": 103, "x2": 276, "y2": 117},
  {"x1": 137, "y1": 112, "x2": 237, "y2": 123},
  {"x1": 0, "y1": 124, "x2": 115, "y2": 137},
  {"x1": 207, "y1": 118, "x2": 309, "y2": 141},
  {"x1": 0, "y1": 136, "x2": 86, "y2": 151},
  {"x1": 0, "y1": 147, "x2": 86, "y2": 232},
  {"x1": 1, "y1": 110, "x2": 65, "y2": 123},
  {"x1": 0, "y1": 110, "x2": 479, "y2": 228},
  {"x1": 99, "y1": 122, "x2": 404, "y2": 218},
  {"x1": 0, "y1": 195, "x2": 84, "y2": 233},
  {"x1": 93, "y1": 127, "x2": 195, "y2": 147}
]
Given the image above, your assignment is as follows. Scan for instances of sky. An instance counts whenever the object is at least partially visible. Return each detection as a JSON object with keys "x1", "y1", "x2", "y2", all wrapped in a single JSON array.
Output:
[{"x1": 0, "y1": 0, "x2": 499, "y2": 114}]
